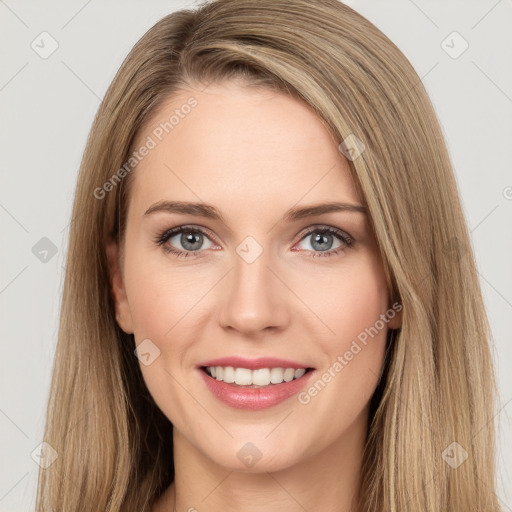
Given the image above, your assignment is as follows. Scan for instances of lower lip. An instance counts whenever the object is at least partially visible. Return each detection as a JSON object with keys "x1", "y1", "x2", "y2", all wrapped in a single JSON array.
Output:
[{"x1": 198, "y1": 368, "x2": 315, "y2": 410}]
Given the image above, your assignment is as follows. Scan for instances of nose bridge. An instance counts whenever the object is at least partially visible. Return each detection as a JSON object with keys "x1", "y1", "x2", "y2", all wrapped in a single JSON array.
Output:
[{"x1": 217, "y1": 238, "x2": 289, "y2": 333}]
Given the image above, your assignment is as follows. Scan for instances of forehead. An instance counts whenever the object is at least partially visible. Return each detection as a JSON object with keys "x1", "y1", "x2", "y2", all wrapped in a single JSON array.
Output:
[{"x1": 128, "y1": 82, "x2": 362, "y2": 216}]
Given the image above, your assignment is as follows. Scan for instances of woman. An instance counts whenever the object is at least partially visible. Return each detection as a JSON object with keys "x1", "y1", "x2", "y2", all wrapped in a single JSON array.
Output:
[{"x1": 35, "y1": 0, "x2": 501, "y2": 510}]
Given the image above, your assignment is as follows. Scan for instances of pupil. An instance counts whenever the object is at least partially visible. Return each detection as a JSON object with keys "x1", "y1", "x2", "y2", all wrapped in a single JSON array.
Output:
[
  {"x1": 312, "y1": 233, "x2": 332, "y2": 251},
  {"x1": 182, "y1": 231, "x2": 202, "y2": 250}
]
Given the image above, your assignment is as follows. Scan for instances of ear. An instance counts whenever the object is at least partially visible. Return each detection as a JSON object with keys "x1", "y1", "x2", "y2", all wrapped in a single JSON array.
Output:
[{"x1": 106, "y1": 237, "x2": 134, "y2": 334}]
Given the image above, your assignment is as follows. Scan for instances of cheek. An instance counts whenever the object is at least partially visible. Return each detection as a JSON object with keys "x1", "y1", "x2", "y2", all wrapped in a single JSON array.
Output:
[
  {"x1": 302, "y1": 253, "x2": 390, "y2": 343},
  {"x1": 125, "y1": 266, "x2": 171, "y2": 338},
  {"x1": 122, "y1": 248, "x2": 194, "y2": 421},
  {"x1": 123, "y1": 245, "x2": 214, "y2": 369},
  {"x1": 123, "y1": 235, "x2": 195, "y2": 330},
  {"x1": 297, "y1": 253, "x2": 390, "y2": 401}
]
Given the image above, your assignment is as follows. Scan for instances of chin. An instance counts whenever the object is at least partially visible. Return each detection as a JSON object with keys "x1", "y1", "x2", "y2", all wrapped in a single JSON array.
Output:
[{"x1": 197, "y1": 437, "x2": 306, "y2": 474}]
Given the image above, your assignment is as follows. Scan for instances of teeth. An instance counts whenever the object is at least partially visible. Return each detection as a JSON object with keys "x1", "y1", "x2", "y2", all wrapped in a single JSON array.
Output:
[
  {"x1": 270, "y1": 368, "x2": 284, "y2": 383},
  {"x1": 234, "y1": 367, "x2": 252, "y2": 385},
  {"x1": 294, "y1": 368, "x2": 306, "y2": 379},
  {"x1": 223, "y1": 366, "x2": 235, "y2": 383},
  {"x1": 206, "y1": 366, "x2": 308, "y2": 386},
  {"x1": 253, "y1": 368, "x2": 271, "y2": 386},
  {"x1": 284, "y1": 368, "x2": 295, "y2": 382}
]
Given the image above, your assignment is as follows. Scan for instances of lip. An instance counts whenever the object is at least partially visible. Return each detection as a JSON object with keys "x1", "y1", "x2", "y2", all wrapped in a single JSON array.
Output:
[
  {"x1": 197, "y1": 356, "x2": 310, "y2": 370},
  {"x1": 197, "y1": 360, "x2": 316, "y2": 410}
]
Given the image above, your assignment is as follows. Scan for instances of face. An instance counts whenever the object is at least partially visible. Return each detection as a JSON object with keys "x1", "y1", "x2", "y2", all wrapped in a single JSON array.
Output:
[{"x1": 107, "y1": 80, "x2": 401, "y2": 473}]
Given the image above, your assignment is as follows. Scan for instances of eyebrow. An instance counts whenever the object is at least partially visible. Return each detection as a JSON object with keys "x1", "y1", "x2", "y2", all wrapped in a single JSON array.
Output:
[{"x1": 144, "y1": 200, "x2": 366, "y2": 223}]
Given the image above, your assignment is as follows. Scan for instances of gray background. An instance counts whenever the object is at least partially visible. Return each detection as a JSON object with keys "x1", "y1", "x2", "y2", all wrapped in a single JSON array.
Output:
[{"x1": 1, "y1": 0, "x2": 511, "y2": 510}]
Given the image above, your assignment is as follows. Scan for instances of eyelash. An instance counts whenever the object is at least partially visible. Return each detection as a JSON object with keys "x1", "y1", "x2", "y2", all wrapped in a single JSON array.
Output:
[{"x1": 155, "y1": 225, "x2": 354, "y2": 259}]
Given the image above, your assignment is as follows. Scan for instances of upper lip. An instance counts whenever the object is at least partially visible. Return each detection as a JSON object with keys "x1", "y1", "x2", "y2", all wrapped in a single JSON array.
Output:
[{"x1": 197, "y1": 356, "x2": 313, "y2": 370}]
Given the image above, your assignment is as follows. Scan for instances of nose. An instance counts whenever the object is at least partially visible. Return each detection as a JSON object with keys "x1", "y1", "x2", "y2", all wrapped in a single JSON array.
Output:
[{"x1": 217, "y1": 247, "x2": 291, "y2": 337}]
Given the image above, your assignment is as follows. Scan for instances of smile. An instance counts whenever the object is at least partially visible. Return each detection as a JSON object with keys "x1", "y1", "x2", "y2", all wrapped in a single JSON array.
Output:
[
  {"x1": 203, "y1": 366, "x2": 308, "y2": 386},
  {"x1": 197, "y1": 357, "x2": 315, "y2": 410}
]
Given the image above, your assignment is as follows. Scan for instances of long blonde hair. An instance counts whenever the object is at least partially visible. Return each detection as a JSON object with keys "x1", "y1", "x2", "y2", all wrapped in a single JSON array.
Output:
[{"x1": 35, "y1": 1, "x2": 501, "y2": 510}]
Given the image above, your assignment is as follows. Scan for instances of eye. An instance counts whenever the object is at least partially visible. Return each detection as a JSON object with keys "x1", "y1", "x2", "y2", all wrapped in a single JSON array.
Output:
[
  {"x1": 155, "y1": 226, "x2": 218, "y2": 258},
  {"x1": 294, "y1": 226, "x2": 354, "y2": 258},
  {"x1": 155, "y1": 225, "x2": 354, "y2": 259}
]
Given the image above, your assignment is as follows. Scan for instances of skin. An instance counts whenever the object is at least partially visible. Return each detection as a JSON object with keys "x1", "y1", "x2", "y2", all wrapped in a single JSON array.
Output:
[{"x1": 107, "y1": 80, "x2": 401, "y2": 512}]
